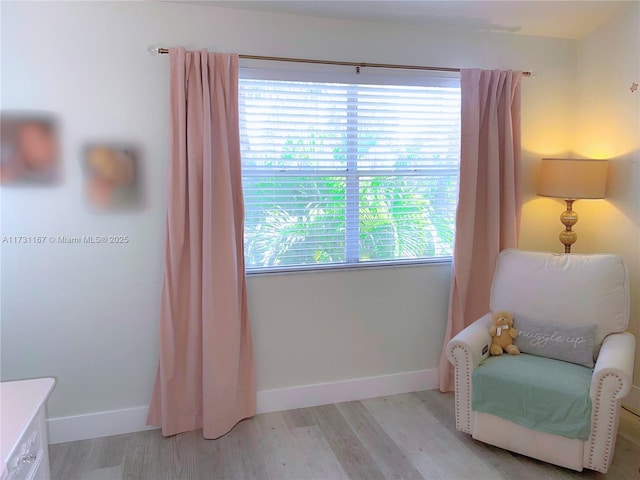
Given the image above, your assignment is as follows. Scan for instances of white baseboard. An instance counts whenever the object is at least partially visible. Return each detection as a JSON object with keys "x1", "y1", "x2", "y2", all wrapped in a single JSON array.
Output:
[
  {"x1": 48, "y1": 406, "x2": 158, "y2": 444},
  {"x1": 48, "y1": 369, "x2": 438, "y2": 444},
  {"x1": 257, "y1": 369, "x2": 438, "y2": 414},
  {"x1": 624, "y1": 385, "x2": 640, "y2": 412}
]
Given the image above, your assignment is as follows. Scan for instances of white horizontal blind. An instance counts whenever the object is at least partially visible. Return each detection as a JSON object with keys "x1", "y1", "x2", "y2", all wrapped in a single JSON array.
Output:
[{"x1": 239, "y1": 76, "x2": 461, "y2": 271}]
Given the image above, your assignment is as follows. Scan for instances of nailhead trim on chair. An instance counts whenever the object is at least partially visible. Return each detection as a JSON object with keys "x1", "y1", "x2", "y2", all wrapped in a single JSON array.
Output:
[
  {"x1": 450, "y1": 344, "x2": 473, "y2": 434},
  {"x1": 586, "y1": 372, "x2": 624, "y2": 473}
]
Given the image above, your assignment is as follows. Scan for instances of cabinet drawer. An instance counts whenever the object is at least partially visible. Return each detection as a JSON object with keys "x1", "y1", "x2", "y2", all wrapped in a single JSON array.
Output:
[{"x1": 5, "y1": 412, "x2": 44, "y2": 480}]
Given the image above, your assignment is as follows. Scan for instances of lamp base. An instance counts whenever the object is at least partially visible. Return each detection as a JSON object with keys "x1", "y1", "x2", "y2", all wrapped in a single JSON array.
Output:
[{"x1": 559, "y1": 199, "x2": 578, "y2": 253}]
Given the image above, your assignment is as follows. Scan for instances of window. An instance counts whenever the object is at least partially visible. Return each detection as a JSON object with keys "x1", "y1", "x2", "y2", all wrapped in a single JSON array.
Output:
[{"x1": 239, "y1": 70, "x2": 461, "y2": 272}]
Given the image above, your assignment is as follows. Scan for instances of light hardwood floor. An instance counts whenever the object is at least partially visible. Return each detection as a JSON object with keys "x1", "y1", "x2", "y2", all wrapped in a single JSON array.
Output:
[{"x1": 49, "y1": 391, "x2": 640, "y2": 480}]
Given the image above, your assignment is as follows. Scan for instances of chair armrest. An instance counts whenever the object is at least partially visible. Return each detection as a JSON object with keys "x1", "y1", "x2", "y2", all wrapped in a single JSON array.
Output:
[
  {"x1": 585, "y1": 331, "x2": 636, "y2": 473},
  {"x1": 445, "y1": 313, "x2": 493, "y2": 434},
  {"x1": 446, "y1": 313, "x2": 493, "y2": 370},
  {"x1": 591, "y1": 331, "x2": 635, "y2": 400}
]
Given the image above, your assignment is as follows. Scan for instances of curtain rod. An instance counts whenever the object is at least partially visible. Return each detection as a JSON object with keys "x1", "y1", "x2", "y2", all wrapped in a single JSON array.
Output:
[{"x1": 152, "y1": 47, "x2": 533, "y2": 77}]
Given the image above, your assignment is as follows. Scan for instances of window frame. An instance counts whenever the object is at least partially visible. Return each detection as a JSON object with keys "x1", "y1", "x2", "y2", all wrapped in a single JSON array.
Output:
[{"x1": 239, "y1": 66, "x2": 460, "y2": 274}]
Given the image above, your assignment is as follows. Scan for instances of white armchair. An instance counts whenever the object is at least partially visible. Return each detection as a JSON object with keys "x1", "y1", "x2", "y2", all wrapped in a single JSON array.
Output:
[{"x1": 446, "y1": 249, "x2": 635, "y2": 473}]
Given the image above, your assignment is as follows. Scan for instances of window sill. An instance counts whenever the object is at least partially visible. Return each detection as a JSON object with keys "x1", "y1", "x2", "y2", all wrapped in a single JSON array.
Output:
[{"x1": 246, "y1": 257, "x2": 452, "y2": 277}]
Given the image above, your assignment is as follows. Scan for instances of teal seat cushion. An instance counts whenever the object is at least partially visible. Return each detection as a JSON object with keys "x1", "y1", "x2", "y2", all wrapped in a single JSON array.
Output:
[{"x1": 471, "y1": 354, "x2": 593, "y2": 440}]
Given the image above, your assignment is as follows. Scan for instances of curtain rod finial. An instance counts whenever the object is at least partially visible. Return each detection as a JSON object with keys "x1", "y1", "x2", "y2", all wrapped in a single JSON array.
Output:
[{"x1": 147, "y1": 44, "x2": 168, "y2": 56}]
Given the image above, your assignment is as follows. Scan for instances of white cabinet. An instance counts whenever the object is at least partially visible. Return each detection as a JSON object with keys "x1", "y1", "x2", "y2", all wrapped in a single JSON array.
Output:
[{"x1": 1, "y1": 378, "x2": 55, "y2": 480}]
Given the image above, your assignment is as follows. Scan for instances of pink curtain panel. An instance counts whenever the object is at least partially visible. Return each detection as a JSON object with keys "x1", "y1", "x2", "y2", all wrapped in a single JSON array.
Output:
[
  {"x1": 439, "y1": 69, "x2": 523, "y2": 392},
  {"x1": 147, "y1": 48, "x2": 256, "y2": 438}
]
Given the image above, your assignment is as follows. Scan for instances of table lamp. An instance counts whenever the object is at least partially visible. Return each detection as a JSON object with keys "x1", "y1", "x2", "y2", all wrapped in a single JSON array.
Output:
[{"x1": 536, "y1": 158, "x2": 608, "y2": 253}]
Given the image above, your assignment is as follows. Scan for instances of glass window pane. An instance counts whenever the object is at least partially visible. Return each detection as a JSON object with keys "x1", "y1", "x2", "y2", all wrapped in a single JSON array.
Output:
[
  {"x1": 239, "y1": 77, "x2": 461, "y2": 271},
  {"x1": 358, "y1": 175, "x2": 457, "y2": 262},
  {"x1": 243, "y1": 175, "x2": 346, "y2": 268}
]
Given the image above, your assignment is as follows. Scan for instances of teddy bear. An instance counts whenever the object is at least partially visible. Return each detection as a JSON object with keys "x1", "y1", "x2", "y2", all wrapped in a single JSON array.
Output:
[{"x1": 489, "y1": 310, "x2": 520, "y2": 356}]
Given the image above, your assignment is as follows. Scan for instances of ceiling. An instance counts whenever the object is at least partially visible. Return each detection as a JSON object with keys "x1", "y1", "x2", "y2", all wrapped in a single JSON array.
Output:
[{"x1": 175, "y1": 1, "x2": 635, "y2": 39}]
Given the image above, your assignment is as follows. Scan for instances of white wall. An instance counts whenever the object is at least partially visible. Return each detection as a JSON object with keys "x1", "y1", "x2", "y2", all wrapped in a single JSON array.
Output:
[
  {"x1": 573, "y1": 3, "x2": 639, "y2": 394},
  {"x1": 1, "y1": 0, "x2": 576, "y2": 423},
  {"x1": 520, "y1": 2, "x2": 640, "y2": 400}
]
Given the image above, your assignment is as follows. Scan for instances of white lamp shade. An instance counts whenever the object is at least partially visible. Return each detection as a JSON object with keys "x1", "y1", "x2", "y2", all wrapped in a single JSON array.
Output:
[{"x1": 537, "y1": 158, "x2": 608, "y2": 199}]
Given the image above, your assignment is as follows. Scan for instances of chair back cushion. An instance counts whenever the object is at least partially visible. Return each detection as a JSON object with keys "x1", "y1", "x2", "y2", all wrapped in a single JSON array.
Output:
[{"x1": 489, "y1": 249, "x2": 629, "y2": 349}]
